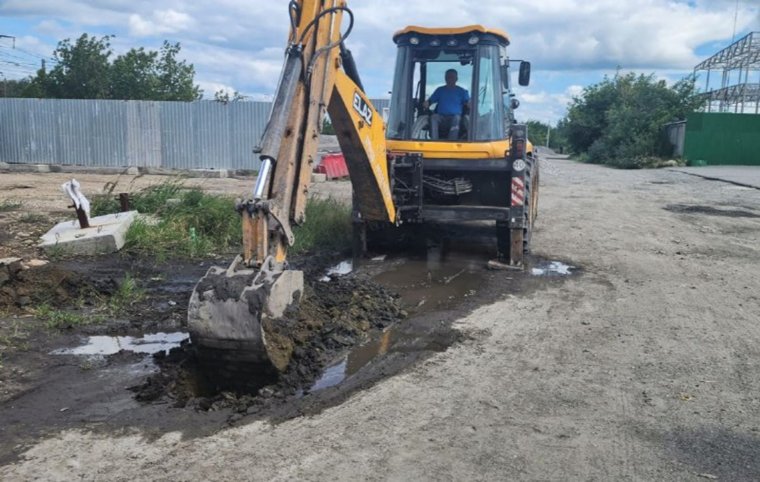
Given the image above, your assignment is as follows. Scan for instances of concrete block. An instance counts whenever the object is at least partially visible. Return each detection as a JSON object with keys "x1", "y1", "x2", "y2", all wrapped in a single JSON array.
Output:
[
  {"x1": 126, "y1": 166, "x2": 140, "y2": 175},
  {"x1": 189, "y1": 168, "x2": 228, "y2": 178},
  {"x1": 35, "y1": 164, "x2": 51, "y2": 173},
  {"x1": 0, "y1": 161, "x2": 9, "y2": 169},
  {"x1": 39, "y1": 211, "x2": 138, "y2": 256},
  {"x1": 312, "y1": 173, "x2": 327, "y2": 183}
]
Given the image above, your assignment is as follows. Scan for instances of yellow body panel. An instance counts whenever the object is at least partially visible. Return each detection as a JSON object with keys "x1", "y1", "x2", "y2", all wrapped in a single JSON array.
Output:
[
  {"x1": 387, "y1": 139, "x2": 534, "y2": 160},
  {"x1": 329, "y1": 70, "x2": 396, "y2": 222},
  {"x1": 387, "y1": 139, "x2": 510, "y2": 159},
  {"x1": 393, "y1": 25, "x2": 510, "y2": 44}
]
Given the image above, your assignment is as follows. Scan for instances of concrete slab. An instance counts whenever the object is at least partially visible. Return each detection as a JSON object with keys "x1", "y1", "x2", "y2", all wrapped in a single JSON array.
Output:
[
  {"x1": 669, "y1": 166, "x2": 760, "y2": 189},
  {"x1": 312, "y1": 173, "x2": 327, "y2": 183},
  {"x1": 39, "y1": 211, "x2": 138, "y2": 255}
]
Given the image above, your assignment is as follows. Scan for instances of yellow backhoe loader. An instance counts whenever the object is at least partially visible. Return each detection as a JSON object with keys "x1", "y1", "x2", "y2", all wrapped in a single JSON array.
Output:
[{"x1": 188, "y1": 0, "x2": 538, "y2": 376}]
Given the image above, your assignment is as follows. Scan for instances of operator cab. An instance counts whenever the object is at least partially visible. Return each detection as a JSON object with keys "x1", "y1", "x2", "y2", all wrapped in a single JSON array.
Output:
[{"x1": 387, "y1": 26, "x2": 530, "y2": 143}]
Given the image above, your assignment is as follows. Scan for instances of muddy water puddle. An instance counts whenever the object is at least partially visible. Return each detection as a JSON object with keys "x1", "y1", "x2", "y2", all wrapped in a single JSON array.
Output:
[
  {"x1": 371, "y1": 252, "x2": 483, "y2": 313},
  {"x1": 52, "y1": 332, "x2": 189, "y2": 356},
  {"x1": 531, "y1": 260, "x2": 575, "y2": 276},
  {"x1": 305, "y1": 251, "x2": 580, "y2": 392}
]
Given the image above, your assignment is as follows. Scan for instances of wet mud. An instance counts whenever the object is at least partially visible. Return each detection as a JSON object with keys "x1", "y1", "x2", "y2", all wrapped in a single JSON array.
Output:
[
  {"x1": 129, "y1": 270, "x2": 404, "y2": 409},
  {"x1": 0, "y1": 245, "x2": 580, "y2": 463}
]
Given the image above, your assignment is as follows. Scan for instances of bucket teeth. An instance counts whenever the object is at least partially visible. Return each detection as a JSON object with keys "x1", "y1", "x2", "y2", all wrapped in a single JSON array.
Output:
[{"x1": 187, "y1": 258, "x2": 304, "y2": 373}]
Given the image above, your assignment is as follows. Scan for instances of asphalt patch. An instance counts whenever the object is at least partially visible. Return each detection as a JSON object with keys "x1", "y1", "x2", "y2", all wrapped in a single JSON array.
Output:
[{"x1": 664, "y1": 204, "x2": 760, "y2": 218}]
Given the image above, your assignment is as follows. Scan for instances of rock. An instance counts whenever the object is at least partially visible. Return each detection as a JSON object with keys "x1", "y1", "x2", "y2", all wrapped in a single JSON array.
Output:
[
  {"x1": 0, "y1": 258, "x2": 23, "y2": 279},
  {"x1": 23, "y1": 259, "x2": 49, "y2": 269}
]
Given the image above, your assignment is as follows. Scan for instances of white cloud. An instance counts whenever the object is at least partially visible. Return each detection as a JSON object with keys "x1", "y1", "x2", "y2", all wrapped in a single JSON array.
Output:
[
  {"x1": 128, "y1": 9, "x2": 194, "y2": 37},
  {"x1": 2, "y1": 0, "x2": 758, "y2": 119}
]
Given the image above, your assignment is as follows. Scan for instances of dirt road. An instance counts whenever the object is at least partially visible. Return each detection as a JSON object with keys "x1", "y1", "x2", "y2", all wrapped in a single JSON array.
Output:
[{"x1": 2, "y1": 157, "x2": 760, "y2": 480}]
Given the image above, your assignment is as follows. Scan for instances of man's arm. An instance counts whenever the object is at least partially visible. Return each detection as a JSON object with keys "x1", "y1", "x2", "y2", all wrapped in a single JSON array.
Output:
[{"x1": 424, "y1": 87, "x2": 441, "y2": 110}]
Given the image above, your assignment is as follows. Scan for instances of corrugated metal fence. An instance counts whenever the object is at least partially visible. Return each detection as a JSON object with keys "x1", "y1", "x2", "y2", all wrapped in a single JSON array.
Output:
[
  {"x1": 684, "y1": 112, "x2": 760, "y2": 166},
  {"x1": 0, "y1": 97, "x2": 391, "y2": 170}
]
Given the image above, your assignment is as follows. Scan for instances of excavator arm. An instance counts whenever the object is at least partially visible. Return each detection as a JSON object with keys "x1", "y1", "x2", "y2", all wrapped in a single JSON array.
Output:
[{"x1": 188, "y1": 0, "x2": 393, "y2": 376}]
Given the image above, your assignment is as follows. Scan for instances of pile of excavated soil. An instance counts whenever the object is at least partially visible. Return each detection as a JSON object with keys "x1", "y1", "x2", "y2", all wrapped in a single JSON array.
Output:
[
  {"x1": 0, "y1": 260, "x2": 88, "y2": 312},
  {"x1": 130, "y1": 272, "x2": 405, "y2": 413}
]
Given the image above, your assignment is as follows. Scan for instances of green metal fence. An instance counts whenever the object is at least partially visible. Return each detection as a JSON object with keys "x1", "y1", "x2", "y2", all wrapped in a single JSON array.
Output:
[{"x1": 684, "y1": 113, "x2": 760, "y2": 166}]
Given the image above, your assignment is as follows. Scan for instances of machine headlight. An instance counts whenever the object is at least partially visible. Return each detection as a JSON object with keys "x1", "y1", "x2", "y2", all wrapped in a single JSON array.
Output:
[
  {"x1": 468, "y1": 36, "x2": 479, "y2": 45},
  {"x1": 512, "y1": 159, "x2": 526, "y2": 172},
  {"x1": 430, "y1": 38, "x2": 441, "y2": 47},
  {"x1": 410, "y1": 36, "x2": 420, "y2": 45},
  {"x1": 446, "y1": 38, "x2": 458, "y2": 46}
]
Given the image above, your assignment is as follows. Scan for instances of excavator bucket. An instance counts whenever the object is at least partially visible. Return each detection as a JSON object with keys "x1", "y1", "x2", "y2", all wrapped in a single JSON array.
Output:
[{"x1": 187, "y1": 256, "x2": 304, "y2": 373}]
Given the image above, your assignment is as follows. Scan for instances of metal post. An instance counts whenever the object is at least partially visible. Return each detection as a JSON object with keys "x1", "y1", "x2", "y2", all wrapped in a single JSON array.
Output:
[{"x1": 119, "y1": 193, "x2": 130, "y2": 212}]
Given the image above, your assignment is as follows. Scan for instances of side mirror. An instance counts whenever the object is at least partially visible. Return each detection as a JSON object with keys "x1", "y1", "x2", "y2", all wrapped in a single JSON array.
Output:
[
  {"x1": 518, "y1": 61, "x2": 531, "y2": 86},
  {"x1": 511, "y1": 98, "x2": 520, "y2": 110}
]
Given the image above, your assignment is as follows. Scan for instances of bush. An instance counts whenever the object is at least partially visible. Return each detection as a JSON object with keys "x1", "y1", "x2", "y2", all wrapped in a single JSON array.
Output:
[{"x1": 561, "y1": 73, "x2": 702, "y2": 168}]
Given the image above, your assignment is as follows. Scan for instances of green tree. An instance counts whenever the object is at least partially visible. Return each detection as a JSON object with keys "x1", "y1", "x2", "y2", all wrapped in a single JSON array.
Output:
[
  {"x1": 155, "y1": 41, "x2": 201, "y2": 101},
  {"x1": 22, "y1": 34, "x2": 202, "y2": 101},
  {"x1": 0, "y1": 78, "x2": 30, "y2": 97},
  {"x1": 110, "y1": 47, "x2": 159, "y2": 100},
  {"x1": 526, "y1": 120, "x2": 566, "y2": 152},
  {"x1": 45, "y1": 34, "x2": 113, "y2": 99},
  {"x1": 561, "y1": 73, "x2": 701, "y2": 168}
]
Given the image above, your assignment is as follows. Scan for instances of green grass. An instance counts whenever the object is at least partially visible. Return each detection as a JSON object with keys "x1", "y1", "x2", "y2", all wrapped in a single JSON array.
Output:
[
  {"x1": 0, "y1": 199, "x2": 22, "y2": 212},
  {"x1": 90, "y1": 179, "x2": 240, "y2": 260},
  {"x1": 34, "y1": 304, "x2": 93, "y2": 329},
  {"x1": 90, "y1": 179, "x2": 351, "y2": 260},
  {"x1": 90, "y1": 179, "x2": 186, "y2": 217},
  {"x1": 291, "y1": 197, "x2": 352, "y2": 255},
  {"x1": 17, "y1": 213, "x2": 47, "y2": 224},
  {"x1": 108, "y1": 273, "x2": 146, "y2": 313}
]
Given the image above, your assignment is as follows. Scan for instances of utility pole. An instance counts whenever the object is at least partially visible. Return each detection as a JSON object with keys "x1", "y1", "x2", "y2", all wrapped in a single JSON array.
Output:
[{"x1": 545, "y1": 124, "x2": 551, "y2": 148}]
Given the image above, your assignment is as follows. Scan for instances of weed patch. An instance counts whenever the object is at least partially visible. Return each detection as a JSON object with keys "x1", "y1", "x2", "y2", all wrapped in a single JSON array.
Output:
[
  {"x1": 34, "y1": 304, "x2": 94, "y2": 329},
  {"x1": 90, "y1": 180, "x2": 351, "y2": 259},
  {"x1": 17, "y1": 213, "x2": 47, "y2": 224},
  {"x1": 0, "y1": 199, "x2": 22, "y2": 212},
  {"x1": 91, "y1": 180, "x2": 240, "y2": 260},
  {"x1": 108, "y1": 273, "x2": 146, "y2": 314},
  {"x1": 291, "y1": 197, "x2": 352, "y2": 255}
]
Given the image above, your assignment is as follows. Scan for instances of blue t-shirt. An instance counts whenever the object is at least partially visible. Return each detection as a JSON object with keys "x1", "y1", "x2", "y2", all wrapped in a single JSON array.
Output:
[{"x1": 429, "y1": 86, "x2": 469, "y2": 115}]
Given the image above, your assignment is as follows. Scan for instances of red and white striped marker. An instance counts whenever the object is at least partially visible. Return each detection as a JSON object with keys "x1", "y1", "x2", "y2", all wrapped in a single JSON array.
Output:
[{"x1": 511, "y1": 177, "x2": 525, "y2": 206}]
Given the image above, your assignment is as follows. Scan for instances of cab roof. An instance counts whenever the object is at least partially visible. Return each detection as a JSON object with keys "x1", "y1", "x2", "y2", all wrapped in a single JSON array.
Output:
[{"x1": 393, "y1": 25, "x2": 510, "y2": 45}]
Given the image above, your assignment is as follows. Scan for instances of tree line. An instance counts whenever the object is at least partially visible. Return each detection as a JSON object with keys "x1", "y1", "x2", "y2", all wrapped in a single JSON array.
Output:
[{"x1": 3, "y1": 34, "x2": 201, "y2": 101}]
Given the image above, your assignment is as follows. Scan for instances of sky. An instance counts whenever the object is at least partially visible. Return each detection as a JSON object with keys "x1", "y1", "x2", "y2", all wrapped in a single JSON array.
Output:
[{"x1": 0, "y1": 0, "x2": 758, "y2": 124}]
